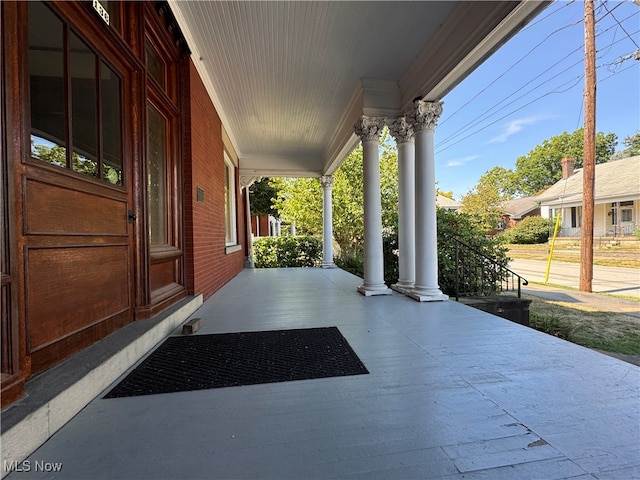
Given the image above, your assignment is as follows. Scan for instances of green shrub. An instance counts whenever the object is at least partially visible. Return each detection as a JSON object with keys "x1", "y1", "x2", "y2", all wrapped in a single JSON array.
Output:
[
  {"x1": 335, "y1": 250, "x2": 364, "y2": 278},
  {"x1": 336, "y1": 208, "x2": 509, "y2": 296},
  {"x1": 334, "y1": 232, "x2": 398, "y2": 285},
  {"x1": 499, "y1": 216, "x2": 552, "y2": 244},
  {"x1": 253, "y1": 235, "x2": 322, "y2": 268},
  {"x1": 436, "y1": 209, "x2": 509, "y2": 296}
]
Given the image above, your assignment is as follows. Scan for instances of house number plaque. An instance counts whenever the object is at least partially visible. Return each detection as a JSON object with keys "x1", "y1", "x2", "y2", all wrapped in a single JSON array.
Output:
[{"x1": 92, "y1": 0, "x2": 110, "y2": 25}]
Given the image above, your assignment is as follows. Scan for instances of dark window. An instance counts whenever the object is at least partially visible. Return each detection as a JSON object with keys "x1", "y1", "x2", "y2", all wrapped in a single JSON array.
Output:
[
  {"x1": 29, "y1": 2, "x2": 67, "y2": 166},
  {"x1": 570, "y1": 206, "x2": 582, "y2": 228},
  {"x1": 70, "y1": 32, "x2": 99, "y2": 177},
  {"x1": 28, "y1": 1, "x2": 123, "y2": 186},
  {"x1": 145, "y1": 40, "x2": 166, "y2": 90}
]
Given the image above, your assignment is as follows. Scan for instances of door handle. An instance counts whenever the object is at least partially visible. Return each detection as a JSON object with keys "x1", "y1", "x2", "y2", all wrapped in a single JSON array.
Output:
[{"x1": 128, "y1": 210, "x2": 137, "y2": 223}]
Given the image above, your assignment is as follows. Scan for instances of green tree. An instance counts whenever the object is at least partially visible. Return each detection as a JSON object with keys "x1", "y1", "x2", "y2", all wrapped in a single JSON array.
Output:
[
  {"x1": 477, "y1": 166, "x2": 518, "y2": 198},
  {"x1": 273, "y1": 129, "x2": 399, "y2": 256},
  {"x1": 460, "y1": 183, "x2": 504, "y2": 234},
  {"x1": 249, "y1": 178, "x2": 278, "y2": 216},
  {"x1": 436, "y1": 189, "x2": 455, "y2": 200},
  {"x1": 509, "y1": 128, "x2": 617, "y2": 195},
  {"x1": 612, "y1": 131, "x2": 640, "y2": 159},
  {"x1": 271, "y1": 177, "x2": 322, "y2": 235}
]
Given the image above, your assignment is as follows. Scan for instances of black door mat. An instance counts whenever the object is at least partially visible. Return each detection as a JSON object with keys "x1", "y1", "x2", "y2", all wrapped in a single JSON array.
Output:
[{"x1": 104, "y1": 326, "x2": 368, "y2": 398}]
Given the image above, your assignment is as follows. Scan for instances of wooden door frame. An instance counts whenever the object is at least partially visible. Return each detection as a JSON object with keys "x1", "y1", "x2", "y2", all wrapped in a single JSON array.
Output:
[{"x1": 1, "y1": 0, "x2": 25, "y2": 407}]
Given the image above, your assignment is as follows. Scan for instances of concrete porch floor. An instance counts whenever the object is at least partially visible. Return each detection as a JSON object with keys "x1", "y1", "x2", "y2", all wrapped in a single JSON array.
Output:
[{"x1": 4, "y1": 268, "x2": 639, "y2": 479}]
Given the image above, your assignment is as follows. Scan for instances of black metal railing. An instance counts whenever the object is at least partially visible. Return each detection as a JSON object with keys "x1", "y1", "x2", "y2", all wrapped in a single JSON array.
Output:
[{"x1": 443, "y1": 235, "x2": 528, "y2": 301}]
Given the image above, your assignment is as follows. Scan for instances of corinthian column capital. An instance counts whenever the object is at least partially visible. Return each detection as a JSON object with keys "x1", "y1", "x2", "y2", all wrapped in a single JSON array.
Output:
[
  {"x1": 320, "y1": 175, "x2": 334, "y2": 188},
  {"x1": 389, "y1": 116, "x2": 414, "y2": 144},
  {"x1": 407, "y1": 100, "x2": 443, "y2": 132},
  {"x1": 353, "y1": 116, "x2": 386, "y2": 142}
]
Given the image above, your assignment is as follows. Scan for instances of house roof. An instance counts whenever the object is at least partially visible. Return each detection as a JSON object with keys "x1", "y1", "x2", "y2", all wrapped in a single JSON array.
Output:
[
  {"x1": 500, "y1": 196, "x2": 540, "y2": 218},
  {"x1": 537, "y1": 156, "x2": 640, "y2": 206},
  {"x1": 168, "y1": 1, "x2": 549, "y2": 178},
  {"x1": 436, "y1": 195, "x2": 462, "y2": 210}
]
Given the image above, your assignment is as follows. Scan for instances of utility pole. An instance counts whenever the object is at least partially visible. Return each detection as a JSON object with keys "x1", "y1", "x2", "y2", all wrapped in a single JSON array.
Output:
[{"x1": 580, "y1": 0, "x2": 596, "y2": 292}]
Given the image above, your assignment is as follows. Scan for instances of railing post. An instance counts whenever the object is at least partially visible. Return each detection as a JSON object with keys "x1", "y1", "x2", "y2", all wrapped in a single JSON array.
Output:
[{"x1": 455, "y1": 240, "x2": 459, "y2": 301}]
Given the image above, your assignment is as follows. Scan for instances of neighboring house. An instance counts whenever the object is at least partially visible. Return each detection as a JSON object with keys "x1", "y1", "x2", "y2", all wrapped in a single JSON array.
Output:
[
  {"x1": 1, "y1": 0, "x2": 547, "y2": 410},
  {"x1": 251, "y1": 215, "x2": 284, "y2": 237},
  {"x1": 436, "y1": 194, "x2": 462, "y2": 211},
  {"x1": 495, "y1": 196, "x2": 541, "y2": 233},
  {"x1": 537, "y1": 156, "x2": 640, "y2": 237}
]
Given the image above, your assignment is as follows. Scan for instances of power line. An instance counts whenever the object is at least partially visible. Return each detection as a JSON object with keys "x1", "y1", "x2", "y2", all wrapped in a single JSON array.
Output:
[
  {"x1": 437, "y1": 36, "x2": 638, "y2": 148},
  {"x1": 436, "y1": 75, "x2": 585, "y2": 155},
  {"x1": 439, "y1": 8, "x2": 584, "y2": 127},
  {"x1": 437, "y1": 57, "x2": 583, "y2": 148},
  {"x1": 437, "y1": 5, "x2": 638, "y2": 152},
  {"x1": 600, "y1": 1, "x2": 640, "y2": 48},
  {"x1": 436, "y1": 61, "x2": 635, "y2": 155},
  {"x1": 439, "y1": 7, "x2": 637, "y2": 129}
]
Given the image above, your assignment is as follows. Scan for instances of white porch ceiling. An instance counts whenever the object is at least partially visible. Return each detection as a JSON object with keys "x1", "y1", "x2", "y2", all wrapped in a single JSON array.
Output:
[{"x1": 168, "y1": 1, "x2": 549, "y2": 178}]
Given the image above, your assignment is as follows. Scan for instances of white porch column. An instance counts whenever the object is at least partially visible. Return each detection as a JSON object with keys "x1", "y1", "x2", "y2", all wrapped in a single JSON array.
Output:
[
  {"x1": 354, "y1": 116, "x2": 391, "y2": 296},
  {"x1": 240, "y1": 176, "x2": 260, "y2": 268},
  {"x1": 291, "y1": 221, "x2": 296, "y2": 236},
  {"x1": 269, "y1": 216, "x2": 275, "y2": 236},
  {"x1": 321, "y1": 175, "x2": 336, "y2": 268},
  {"x1": 389, "y1": 117, "x2": 415, "y2": 293},
  {"x1": 408, "y1": 101, "x2": 448, "y2": 302},
  {"x1": 276, "y1": 219, "x2": 282, "y2": 237}
]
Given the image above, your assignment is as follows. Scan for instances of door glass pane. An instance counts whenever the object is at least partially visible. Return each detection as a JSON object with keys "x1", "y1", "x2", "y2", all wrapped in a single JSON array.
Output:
[
  {"x1": 29, "y1": 2, "x2": 67, "y2": 166},
  {"x1": 145, "y1": 40, "x2": 165, "y2": 89},
  {"x1": 70, "y1": 32, "x2": 99, "y2": 177},
  {"x1": 146, "y1": 104, "x2": 167, "y2": 245},
  {"x1": 101, "y1": 62, "x2": 123, "y2": 185}
]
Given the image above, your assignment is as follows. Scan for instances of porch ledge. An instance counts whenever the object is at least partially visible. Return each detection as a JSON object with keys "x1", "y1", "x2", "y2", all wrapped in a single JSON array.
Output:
[{"x1": 0, "y1": 295, "x2": 203, "y2": 477}]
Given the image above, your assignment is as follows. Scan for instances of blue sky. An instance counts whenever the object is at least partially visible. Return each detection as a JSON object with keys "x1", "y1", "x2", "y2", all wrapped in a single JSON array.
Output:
[{"x1": 435, "y1": 0, "x2": 639, "y2": 199}]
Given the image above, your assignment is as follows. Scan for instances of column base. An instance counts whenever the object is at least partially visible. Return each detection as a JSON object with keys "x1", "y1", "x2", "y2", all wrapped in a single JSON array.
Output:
[
  {"x1": 408, "y1": 286, "x2": 449, "y2": 302},
  {"x1": 321, "y1": 262, "x2": 337, "y2": 269},
  {"x1": 391, "y1": 282, "x2": 414, "y2": 295},
  {"x1": 357, "y1": 284, "x2": 392, "y2": 296}
]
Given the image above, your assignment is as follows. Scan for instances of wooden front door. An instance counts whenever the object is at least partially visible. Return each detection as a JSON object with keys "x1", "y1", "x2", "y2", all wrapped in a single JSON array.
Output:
[{"x1": 17, "y1": 1, "x2": 136, "y2": 375}]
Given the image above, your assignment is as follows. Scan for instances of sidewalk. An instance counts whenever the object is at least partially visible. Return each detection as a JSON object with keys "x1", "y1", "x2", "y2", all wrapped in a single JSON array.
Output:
[
  {"x1": 522, "y1": 283, "x2": 640, "y2": 318},
  {"x1": 510, "y1": 258, "x2": 640, "y2": 299}
]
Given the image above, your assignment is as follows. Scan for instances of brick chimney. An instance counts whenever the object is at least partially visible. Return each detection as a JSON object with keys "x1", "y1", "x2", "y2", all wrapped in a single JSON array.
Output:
[{"x1": 561, "y1": 157, "x2": 575, "y2": 179}]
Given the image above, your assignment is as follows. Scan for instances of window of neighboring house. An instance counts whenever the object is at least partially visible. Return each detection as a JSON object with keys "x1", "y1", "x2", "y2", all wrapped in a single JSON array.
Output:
[
  {"x1": 224, "y1": 152, "x2": 237, "y2": 246},
  {"x1": 571, "y1": 206, "x2": 582, "y2": 228},
  {"x1": 620, "y1": 201, "x2": 633, "y2": 223},
  {"x1": 28, "y1": 1, "x2": 123, "y2": 186}
]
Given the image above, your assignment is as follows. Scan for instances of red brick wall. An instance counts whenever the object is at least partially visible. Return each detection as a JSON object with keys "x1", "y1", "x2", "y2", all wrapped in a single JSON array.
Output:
[{"x1": 183, "y1": 59, "x2": 244, "y2": 299}]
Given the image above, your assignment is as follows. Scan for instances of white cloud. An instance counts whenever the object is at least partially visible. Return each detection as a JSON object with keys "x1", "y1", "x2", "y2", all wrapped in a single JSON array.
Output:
[
  {"x1": 445, "y1": 155, "x2": 479, "y2": 168},
  {"x1": 488, "y1": 116, "x2": 544, "y2": 144}
]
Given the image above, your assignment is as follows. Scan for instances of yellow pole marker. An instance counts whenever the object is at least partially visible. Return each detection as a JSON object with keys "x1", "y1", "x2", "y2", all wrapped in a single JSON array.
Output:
[{"x1": 545, "y1": 213, "x2": 562, "y2": 283}]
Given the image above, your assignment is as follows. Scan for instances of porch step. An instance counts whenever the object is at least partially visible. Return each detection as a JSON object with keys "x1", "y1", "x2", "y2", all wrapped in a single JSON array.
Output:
[{"x1": 0, "y1": 295, "x2": 203, "y2": 478}]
